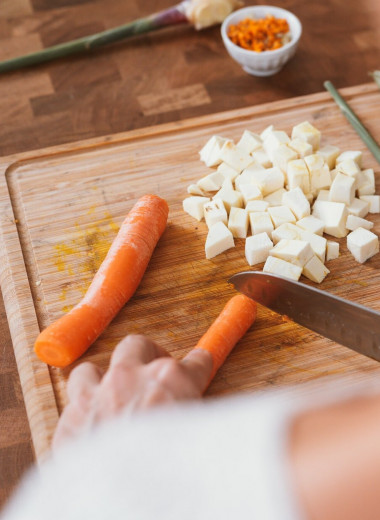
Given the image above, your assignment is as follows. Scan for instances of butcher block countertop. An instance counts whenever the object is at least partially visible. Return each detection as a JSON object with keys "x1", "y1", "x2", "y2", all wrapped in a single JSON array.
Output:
[{"x1": 1, "y1": 0, "x2": 380, "y2": 508}]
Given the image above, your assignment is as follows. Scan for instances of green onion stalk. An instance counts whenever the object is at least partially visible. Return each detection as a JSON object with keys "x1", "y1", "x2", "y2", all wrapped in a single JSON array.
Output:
[
  {"x1": 0, "y1": 0, "x2": 243, "y2": 73},
  {"x1": 370, "y1": 70, "x2": 380, "y2": 89}
]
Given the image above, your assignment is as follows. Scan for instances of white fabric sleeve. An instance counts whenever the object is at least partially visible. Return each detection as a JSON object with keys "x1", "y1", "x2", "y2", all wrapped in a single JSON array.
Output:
[{"x1": 1, "y1": 389, "x2": 305, "y2": 520}]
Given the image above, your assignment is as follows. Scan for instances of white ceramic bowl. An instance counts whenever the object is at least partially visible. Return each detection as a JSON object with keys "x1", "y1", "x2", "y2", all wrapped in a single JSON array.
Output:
[{"x1": 221, "y1": 5, "x2": 302, "y2": 77}]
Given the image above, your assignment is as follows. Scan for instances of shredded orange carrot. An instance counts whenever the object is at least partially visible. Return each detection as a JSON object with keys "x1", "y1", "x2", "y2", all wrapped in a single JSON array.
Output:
[{"x1": 228, "y1": 15, "x2": 290, "y2": 52}]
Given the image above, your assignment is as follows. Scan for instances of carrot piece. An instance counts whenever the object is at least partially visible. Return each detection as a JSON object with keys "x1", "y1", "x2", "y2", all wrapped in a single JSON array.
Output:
[
  {"x1": 194, "y1": 294, "x2": 257, "y2": 381},
  {"x1": 34, "y1": 194, "x2": 169, "y2": 368}
]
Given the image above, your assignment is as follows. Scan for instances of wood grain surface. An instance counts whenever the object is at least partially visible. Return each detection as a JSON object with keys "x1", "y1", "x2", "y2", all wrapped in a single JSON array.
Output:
[{"x1": 0, "y1": 0, "x2": 380, "y2": 509}]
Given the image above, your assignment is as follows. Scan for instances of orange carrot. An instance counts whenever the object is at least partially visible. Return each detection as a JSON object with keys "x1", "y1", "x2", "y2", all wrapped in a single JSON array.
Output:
[
  {"x1": 35, "y1": 194, "x2": 169, "y2": 368},
  {"x1": 194, "y1": 294, "x2": 257, "y2": 381},
  {"x1": 228, "y1": 15, "x2": 290, "y2": 52}
]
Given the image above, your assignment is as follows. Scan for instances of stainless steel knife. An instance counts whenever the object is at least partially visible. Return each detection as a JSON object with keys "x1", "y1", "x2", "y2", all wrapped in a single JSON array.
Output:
[{"x1": 229, "y1": 271, "x2": 380, "y2": 362}]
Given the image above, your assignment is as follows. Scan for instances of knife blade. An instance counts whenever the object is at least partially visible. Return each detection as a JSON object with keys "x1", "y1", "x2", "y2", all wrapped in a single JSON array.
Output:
[{"x1": 229, "y1": 271, "x2": 380, "y2": 362}]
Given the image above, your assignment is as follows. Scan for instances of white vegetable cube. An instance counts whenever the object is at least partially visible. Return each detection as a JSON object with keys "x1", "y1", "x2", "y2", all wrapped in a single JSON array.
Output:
[
  {"x1": 260, "y1": 125, "x2": 275, "y2": 140},
  {"x1": 312, "y1": 200, "x2": 348, "y2": 238},
  {"x1": 346, "y1": 214, "x2": 374, "y2": 231},
  {"x1": 264, "y1": 188, "x2": 287, "y2": 207},
  {"x1": 245, "y1": 232, "x2": 273, "y2": 266},
  {"x1": 197, "y1": 171, "x2": 225, "y2": 192},
  {"x1": 288, "y1": 138, "x2": 313, "y2": 158},
  {"x1": 183, "y1": 196, "x2": 210, "y2": 221},
  {"x1": 245, "y1": 200, "x2": 269, "y2": 213},
  {"x1": 270, "y1": 239, "x2": 314, "y2": 267},
  {"x1": 199, "y1": 135, "x2": 231, "y2": 167},
  {"x1": 336, "y1": 158, "x2": 360, "y2": 180},
  {"x1": 235, "y1": 164, "x2": 266, "y2": 191},
  {"x1": 359, "y1": 195, "x2": 380, "y2": 213},
  {"x1": 316, "y1": 189, "x2": 330, "y2": 201},
  {"x1": 326, "y1": 241, "x2": 339, "y2": 261},
  {"x1": 330, "y1": 169, "x2": 338, "y2": 181},
  {"x1": 347, "y1": 227, "x2": 379, "y2": 264},
  {"x1": 243, "y1": 165, "x2": 284, "y2": 196},
  {"x1": 272, "y1": 144, "x2": 298, "y2": 176},
  {"x1": 214, "y1": 181, "x2": 243, "y2": 213},
  {"x1": 297, "y1": 228, "x2": 327, "y2": 263},
  {"x1": 357, "y1": 168, "x2": 375, "y2": 196},
  {"x1": 217, "y1": 162, "x2": 239, "y2": 182},
  {"x1": 205, "y1": 222, "x2": 235, "y2": 259},
  {"x1": 251, "y1": 148, "x2": 272, "y2": 168},
  {"x1": 220, "y1": 141, "x2": 254, "y2": 173},
  {"x1": 238, "y1": 184, "x2": 263, "y2": 205},
  {"x1": 303, "y1": 255, "x2": 330, "y2": 283},
  {"x1": 228, "y1": 207, "x2": 249, "y2": 238},
  {"x1": 263, "y1": 256, "x2": 302, "y2": 281},
  {"x1": 287, "y1": 159, "x2": 311, "y2": 194},
  {"x1": 291, "y1": 121, "x2": 321, "y2": 151},
  {"x1": 203, "y1": 198, "x2": 228, "y2": 228},
  {"x1": 272, "y1": 223, "x2": 300, "y2": 244},
  {"x1": 305, "y1": 154, "x2": 331, "y2": 194},
  {"x1": 282, "y1": 187, "x2": 311, "y2": 220},
  {"x1": 296, "y1": 215, "x2": 325, "y2": 236},
  {"x1": 347, "y1": 197, "x2": 369, "y2": 218},
  {"x1": 237, "y1": 130, "x2": 262, "y2": 154},
  {"x1": 187, "y1": 184, "x2": 205, "y2": 196},
  {"x1": 336, "y1": 150, "x2": 362, "y2": 168},
  {"x1": 249, "y1": 211, "x2": 274, "y2": 237},
  {"x1": 317, "y1": 145, "x2": 340, "y2": 169},
  {"x1": 268, "y1": 205, "x2": 297, "y2": 228},
  {"x1": 329, "y1": 172, "x2": 356, "y2": 205},
  {"x1": 263, "y1": 130, "x2": 290, "y2": 161}
]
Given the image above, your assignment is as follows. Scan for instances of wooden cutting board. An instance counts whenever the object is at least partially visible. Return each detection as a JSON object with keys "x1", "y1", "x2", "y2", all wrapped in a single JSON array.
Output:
[{"x1": 1, "y1": 83, "x2": 380, "y2": 460}]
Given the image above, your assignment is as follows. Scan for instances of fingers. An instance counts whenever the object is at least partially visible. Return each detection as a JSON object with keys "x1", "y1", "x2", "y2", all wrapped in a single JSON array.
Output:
[
  {"x1": 109, "y1": 334, "x2": 170, "y2": 370},
  {"x1": 66, "y1": 362, "x2": 103, "y2": 403},
  {"x1": 180, "y1": 348, "x2": 214, "y2": 394}
]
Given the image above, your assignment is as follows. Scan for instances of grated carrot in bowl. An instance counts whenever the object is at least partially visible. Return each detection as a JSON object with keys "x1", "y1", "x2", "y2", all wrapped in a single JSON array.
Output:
[{"x1": 227, "y1": 14, "x2": 290, "y2": 52}]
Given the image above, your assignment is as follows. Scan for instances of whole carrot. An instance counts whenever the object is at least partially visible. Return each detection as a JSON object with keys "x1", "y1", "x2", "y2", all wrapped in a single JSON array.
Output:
[
  {"x1": 194, "y1": 294, "x2": 257, "y2": 383},
  {"x1": 35, "y1": 194, "x2": 169, "y2": 368}
]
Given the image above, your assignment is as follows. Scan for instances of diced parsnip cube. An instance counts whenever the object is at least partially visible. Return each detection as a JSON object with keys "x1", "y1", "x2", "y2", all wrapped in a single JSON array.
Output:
[
  {"x1": 287, "y1": 159, "x2": 311, "y2": 194},
  {"x1": 235, "y1": 164, "x2": 266, "y2": 191},
  {"x1": 251, "y1": 148, "x2": 272, "y2": 168},
  {"x1": 183, "y1": 196, "x2": 210, "y2": 221},
  {"x1": 270, "y1": 239, "x2": 314, "y2": 267},
  {"x1": 336, "y1": 158, "x2": 361, "y2": 180},
  {"x1": 205, "y1": 222, "x2": 235, "y2": 259},
  {"x1": 330, "y1": 169, "x2": 338, "y2": 181},
  {"x1": 282, "y1": 187, "x2": 310, "y2": 220},
  {"x1": 357, "y1": 168, "x2": 375, "y2": 196},
  {"x1": 297, "y1": 228, "x2": 327, "y2": 263},
  {"x1": 187, "y1": 184, "x2": 206, "y2": 196},
  {"x1": 214, "y1": 181, "x2": 243, "y2": 213},
  {"x1": 288, "y1": 138, "x2": 313, "y2": 158},
  {"x1": 217, "y1": 162, "x2": 240, "y2": 182},
  {"x1": 329, "y1": 172, "x2": 356, "y2": 205},
  {"x1": 312, "y1": 200, "x2": 348, "y2": 238},
  {"x1": 249, "y1": 211, "x2": 274, "y2": 237},
  {"x1": 260, "y1": 125, "x2": 275, "y2": 140},
  {"x1": 305, "y1": 154, "x2": 331, "y2": 194},
  {"x1": 245, "y1": 232, "x2": 273, "y2": 266},
  {"x1": 228, "y1": 207, "x2": 249, "y2": 238},
  {"x1": 264, "y1": 188, "x2": 287, "y2": 207},
  {"x1": 220, "y1": 141, "x2": 254, "y2": 173},
  {"x1": 291, "y1": 121, "x2": 321, "y2": 151},
  {"x1": 272, "y1": 144, "x2": 298, "y2": 177},
  {"x1": 203, "y1": 198, "x2": 228, "y2": 228},
  {"x1": 317, "y1": 145, "x2": 340, "y2": 170},
  {"x1": 268, "y1": 205, "x2": 297, "y2": 228},
  {"x1": 263, "y1": 255, "x2": 302, "y2": 281},
  {"x1": 272, "y1": 223, "x2": 300, "y2": 244},
  {"x1": 316, "y1": 189, "x2": 330, "y2": 201},
  {"x1": 296, "y1": 215, "x2": 325, "y2": 236},
  {"x1": 303, "y1": 255, "x2": 330, "y2": 283},
  {"x1": 199, "y1": 136, "x2": 231, "y2": 167},
  {"x1": 197, "y1": 171, "x2": 225, "y2": 192},
  {"x1": 238, "y1": 184, "x2": 263, "y2": 205},
  {"x1": 237, "y1": 130, "x2": 262, "y2": 153},
  {"x1": 359, "y1": 195, "x2": 380, "y2": 213},
  {"x1": 326, "y1": 241, "x2": 339, "y2": 261},
  {"x1": 243, "y1": 166, "x2": 284, "y2": 196},
  {"x1": 336, "y1": 150, "x2": 363, "y2": 168},
  {"x1": 263, "y1": 130, "x2": 290, "y2": 161},
  {"x1": 347, "y1": 198, "x2": 369, "y2": 218},
  {"x1": 347, "y1": 227, "x2": 379, "y2": 264},
  {"x1": 245, "y1": 200, "x2": 270, "y2": 213},
  {"x1": 346, "y1": 214, "x2": 374, "y2": 231}
]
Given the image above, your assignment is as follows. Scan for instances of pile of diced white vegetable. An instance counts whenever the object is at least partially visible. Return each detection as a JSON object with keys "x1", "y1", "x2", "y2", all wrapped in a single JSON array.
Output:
[{"x1": 182, "y1": 121, "x2": 380, "y2": 283}]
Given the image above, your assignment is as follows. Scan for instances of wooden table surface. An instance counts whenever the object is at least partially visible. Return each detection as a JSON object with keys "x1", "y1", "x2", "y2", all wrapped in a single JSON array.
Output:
[{"x1": 0, "y1": 0, "x2": 379, "y2": 509}]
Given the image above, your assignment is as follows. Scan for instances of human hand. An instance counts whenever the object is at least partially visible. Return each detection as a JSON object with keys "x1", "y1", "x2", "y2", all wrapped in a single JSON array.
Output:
[{"x1": 53, "y1": 334, "x2": 213, "y2": 450}]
